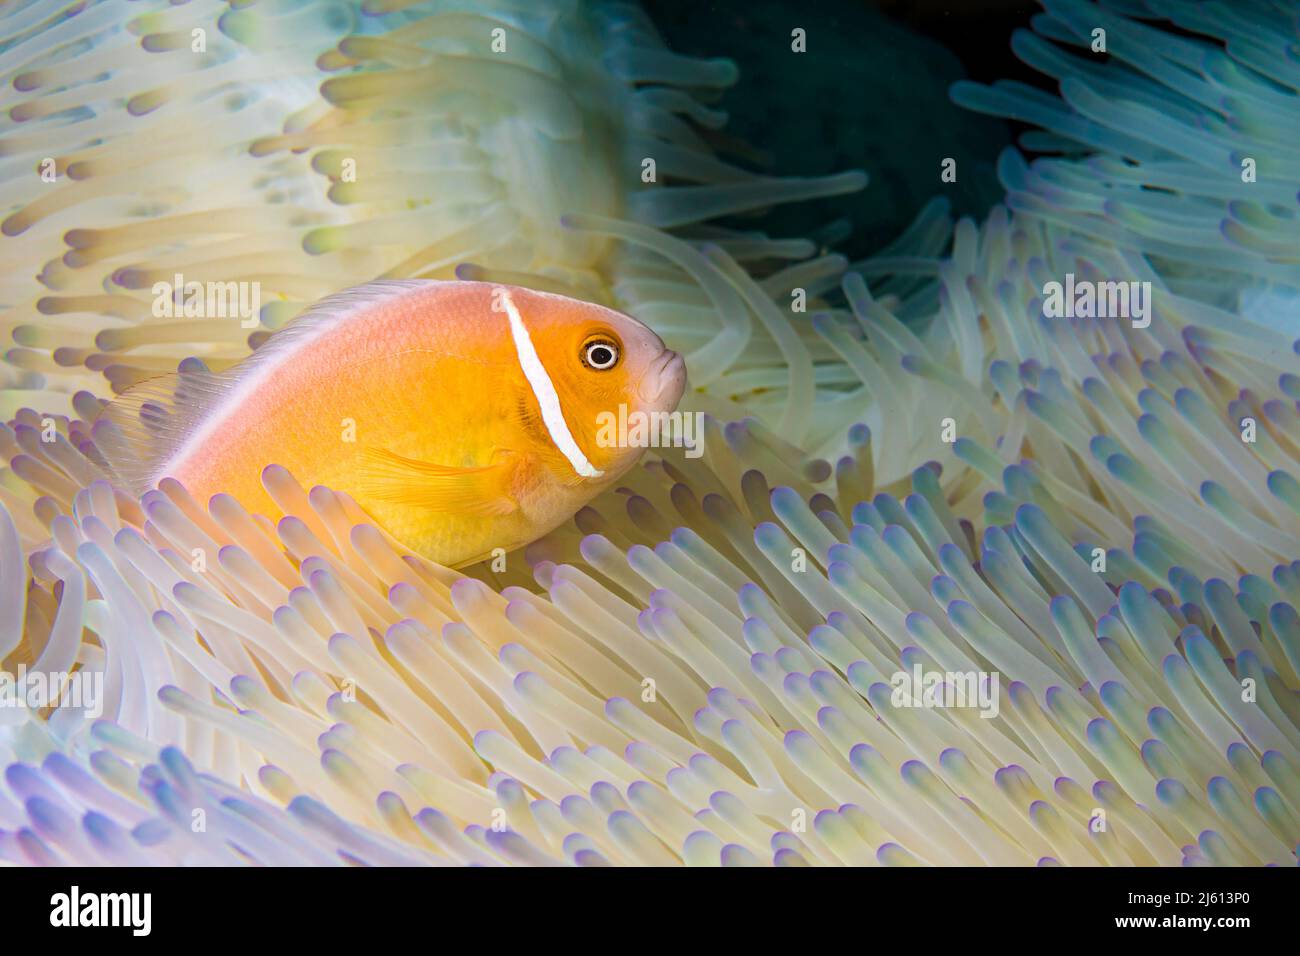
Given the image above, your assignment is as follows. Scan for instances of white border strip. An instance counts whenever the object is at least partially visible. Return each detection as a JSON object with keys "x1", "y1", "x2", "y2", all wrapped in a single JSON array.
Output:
[{"x1": 501, "y1": 290, "x2": 603, "y2": 479}]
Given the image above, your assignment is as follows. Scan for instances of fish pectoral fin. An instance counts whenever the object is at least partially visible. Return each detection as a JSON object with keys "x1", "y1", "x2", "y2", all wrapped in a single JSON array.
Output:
[{"x1": 357, "y1": 447, "x2": 518, "y2": 516}]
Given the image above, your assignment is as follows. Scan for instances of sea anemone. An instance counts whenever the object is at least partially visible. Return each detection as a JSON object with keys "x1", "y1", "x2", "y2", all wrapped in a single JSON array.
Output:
[
  {"x1": 0, "y1": 0, "x2": 864, "y2": 427},
  {"x1": 1, "y1": 0, "x2": 1297, "y2": 866}
]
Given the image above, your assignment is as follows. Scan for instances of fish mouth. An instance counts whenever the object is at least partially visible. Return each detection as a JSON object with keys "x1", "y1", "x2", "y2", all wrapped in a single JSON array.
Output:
[{"x1": 638, "y1": 349, "x2": 686, "y2": 405}]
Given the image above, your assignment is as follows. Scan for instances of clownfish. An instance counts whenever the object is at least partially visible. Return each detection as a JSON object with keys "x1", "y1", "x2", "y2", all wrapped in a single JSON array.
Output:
[{"x1": 97, "y1": 280, "x2": 686, "y2": 566}]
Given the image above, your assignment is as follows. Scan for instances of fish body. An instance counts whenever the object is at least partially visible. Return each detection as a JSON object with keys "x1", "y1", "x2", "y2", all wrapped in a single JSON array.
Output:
[{"x1": 99, "y1": 280, "x2": 686, "y2": 566}]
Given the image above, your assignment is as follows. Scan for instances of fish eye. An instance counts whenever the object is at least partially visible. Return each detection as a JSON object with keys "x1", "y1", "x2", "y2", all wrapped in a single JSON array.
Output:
[{"x1": 582, "y1": 339, "x2": 620, "y2": 371}]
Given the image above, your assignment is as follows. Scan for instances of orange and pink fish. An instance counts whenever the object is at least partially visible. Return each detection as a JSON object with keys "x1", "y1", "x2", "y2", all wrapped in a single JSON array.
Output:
[{"x1": 98, "y1": 280, "x2": 686, "y2": 566}]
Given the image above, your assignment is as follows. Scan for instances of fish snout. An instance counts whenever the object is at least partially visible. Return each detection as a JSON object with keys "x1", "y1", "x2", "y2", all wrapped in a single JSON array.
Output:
[{"x1": 638, "y1": 349, "x2": 686, "y2": 406}]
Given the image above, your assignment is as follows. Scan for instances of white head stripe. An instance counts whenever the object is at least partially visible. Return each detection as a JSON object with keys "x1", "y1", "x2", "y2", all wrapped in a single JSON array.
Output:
[{"x1": 501, "y1": 290, "x2": 603, "y2": 479}]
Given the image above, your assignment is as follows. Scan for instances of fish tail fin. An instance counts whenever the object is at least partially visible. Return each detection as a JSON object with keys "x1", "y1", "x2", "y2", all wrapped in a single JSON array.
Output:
[
  {"x1": 93, "y1": 361, "x2": 229, "y2": 496},
  {"x1": 92, "y1": 281, "x2": 436, "y2": 496}
]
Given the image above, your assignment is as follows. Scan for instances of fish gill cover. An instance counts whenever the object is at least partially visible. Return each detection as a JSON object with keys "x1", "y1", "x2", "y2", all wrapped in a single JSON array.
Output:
[{"x1": 0, "y1": 0, "x2": 1296, "y2": 870}]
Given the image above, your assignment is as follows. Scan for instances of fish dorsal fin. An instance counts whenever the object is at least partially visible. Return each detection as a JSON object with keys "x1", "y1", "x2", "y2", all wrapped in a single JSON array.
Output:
[
  {"x1": 95, "y1": 279, "x2": 440, "y2": 494},
  {"x1": 357, "y1": 446, "x2": 517, "y2": 516},
  {"x1": 234, "y1": 280, "x2": 433, "y2": 383}
]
